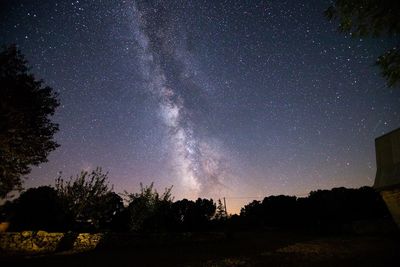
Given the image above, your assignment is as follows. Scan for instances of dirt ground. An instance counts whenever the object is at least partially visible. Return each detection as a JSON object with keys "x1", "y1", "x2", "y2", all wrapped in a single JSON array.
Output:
[{"x1": 1, "y1": 231, "x2": 399, "y2": 267}]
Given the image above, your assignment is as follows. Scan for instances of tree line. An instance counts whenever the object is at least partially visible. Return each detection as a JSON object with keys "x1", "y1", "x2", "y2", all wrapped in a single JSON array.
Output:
[
  {"x1": 238, "y1": 186, "x2": 390, "y2": 231},
  {"x1": 0, "y1": 168, "x2": 391, "y2": 233},
  {"x1": 0, "y1": 168, "x2": 220, "y2": 232}
]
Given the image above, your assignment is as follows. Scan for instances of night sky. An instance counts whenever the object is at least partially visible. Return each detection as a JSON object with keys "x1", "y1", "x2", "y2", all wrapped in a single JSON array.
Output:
[{"x1": 1, "y1": 0, "x2": 399, "y2": 213}]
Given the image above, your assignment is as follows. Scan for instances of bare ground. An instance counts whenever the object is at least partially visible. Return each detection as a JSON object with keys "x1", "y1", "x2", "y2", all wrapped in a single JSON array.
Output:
[{"x1": 1, "y1": 231, "x2": 399, "y2": 267}]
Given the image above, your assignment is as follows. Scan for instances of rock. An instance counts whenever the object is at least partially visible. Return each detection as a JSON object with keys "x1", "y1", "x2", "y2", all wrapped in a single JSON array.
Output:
[
  {"x1": 21, "y1": 231, "x2": 32, "y2": 238},
  {"x1": 31, "y1": 242, "x2": 40, "y2": 252},
  {"x1": 73, "y1": 233, "x2": 103, "y2": 251},
  {"x1": 36, "y1": 230, "x2": 47, "y2": 237}
]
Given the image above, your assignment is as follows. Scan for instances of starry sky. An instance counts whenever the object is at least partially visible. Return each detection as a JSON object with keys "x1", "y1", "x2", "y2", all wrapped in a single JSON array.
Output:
[{"x1": 1, "y1": 0, "x2": 399, "y2": 213}]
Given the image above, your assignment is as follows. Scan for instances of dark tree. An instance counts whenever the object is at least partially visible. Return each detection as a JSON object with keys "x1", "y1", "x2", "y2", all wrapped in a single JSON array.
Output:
[
  {"x1": 325, "y1": 0, "x2": 400, "y2": 87},
  {"x1": 261, "y1": 195, "x2": 297, "y2": 227},
  {"x1": 239, "y1": 186, "x2": 390, "y2": 231},
  {"x1": 170, "y1": 199, "x2": 195, "y2": 231},
  {"x1": 240, "y1": 200, "x2": 263, "y2": 226},
  {"x1": 123, "y1": 183, "x2": 174, "y2": 232},
  {"x1": 97, "y1": 192, "x2": 125, "y2": 230},
  {"x1": 170, "y1": 198, "x2": 216, "y2": 231},
  {"x1": 8, "y1": 186, "x2": 70, "y2": 231},
  {"x1": 0, "y1": 45, "x2": 59, "y2": 198},
  {"x1": 188, "y1": 198, "x2": 216, "y2": 231},
  {"x1": 306, "y1": 186, "x2": 390, "y2": 226},
  {"x1": 193, "y1": 198, "x2": 216, "y2": 221},
  {"x1": 55, "y1": 168, "x2": 117, "y2": 231},
  {"x1": 215, "y1": 198, "x2": 227, "y2": 220}
]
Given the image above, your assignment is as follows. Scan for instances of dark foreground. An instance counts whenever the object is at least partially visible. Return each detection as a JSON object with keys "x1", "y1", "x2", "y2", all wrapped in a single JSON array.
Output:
[{"x1": 1, "y1": 231, "x2": 399, "y2": 267}]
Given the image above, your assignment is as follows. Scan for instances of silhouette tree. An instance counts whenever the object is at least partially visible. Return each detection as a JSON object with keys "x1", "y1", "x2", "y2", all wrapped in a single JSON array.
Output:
[
  {"x1": 0, "y1": 45, "x2": 59, "y2": 198},
  {"x1": 306, "y1": 186, "x2": 390, "y2": 228},
  {"x1": 55, "y1": 168, "x2": 117, "y2": 231},
  {"x1": 8, "y1": 186, "x2": 70, "y2": 231},
  {"x1": 240, "y1": 187, "x2": 390, "y2": 231},
  {"x1": 97, "y1": 192, "x2": 125, "y2": 230},
  {"x1": 215, "y1": 199, "x2": 227, "y2": 220},
  {"x1": 124, "y1": 183, "x2": 173, "y2": 232},
  {"x1": 170, "y1": 199, "x2": 195, "y2": 231},
  {"x1": 325, "y1": 0, "x2": 400, "y2": 87},
  {"x1": 261, "y1": 195, "x2": 297, "y2": 227},
  {"x1": 240, "y1": 200, "x2": 263, "y2": 227},
  {"x1": 190, "y1": 198, "x2": 216, "y2": 231}
]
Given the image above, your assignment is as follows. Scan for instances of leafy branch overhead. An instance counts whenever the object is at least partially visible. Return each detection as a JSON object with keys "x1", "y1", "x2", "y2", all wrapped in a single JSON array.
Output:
[{"x1": 325, "y1": 0, "x2": 400, "y2": 87}]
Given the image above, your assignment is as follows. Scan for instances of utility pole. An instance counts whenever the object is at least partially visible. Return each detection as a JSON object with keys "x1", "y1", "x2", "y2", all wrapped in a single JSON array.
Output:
[{"x1": 223, "y1": 197, "x2": 228, "y2": 216}]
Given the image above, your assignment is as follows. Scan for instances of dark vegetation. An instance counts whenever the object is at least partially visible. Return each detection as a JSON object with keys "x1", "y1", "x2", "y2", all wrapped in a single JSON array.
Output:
[
  {"x1": 0, "y1": 166, "x2": 392, "y2": 234},
  {"x1": 0, "y1": 45, "x2": 59, "y2": 198},
  {"x1": 1, "y1": 170, "x2": 398, "y2": 266}
]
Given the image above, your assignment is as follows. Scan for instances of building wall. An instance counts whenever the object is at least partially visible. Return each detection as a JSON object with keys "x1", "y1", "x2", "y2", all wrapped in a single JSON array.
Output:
[
  {"x1": 374, "y1": 128, "x2": 400, "y2": 189},
  {"x1": 374, "y1": 128, "x2": 400, "y2": 228},
  {"x1": 380, "y1": 188, "x2": 400, "y2": 227}
]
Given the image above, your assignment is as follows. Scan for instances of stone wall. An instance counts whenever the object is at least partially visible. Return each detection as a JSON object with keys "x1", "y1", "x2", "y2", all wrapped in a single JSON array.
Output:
[
  {"x1": 0, "y1": 231, "x2": 63, "y2": 253},
  {"x1": 0, "y1": 231, "x2": 228, "y2": 255},
  {"x1": 0, "y1": 231, "x2": 103, "y2": 254},
  {"x1": 73, "y1": 233, "x2": 103, "y2": 251}
]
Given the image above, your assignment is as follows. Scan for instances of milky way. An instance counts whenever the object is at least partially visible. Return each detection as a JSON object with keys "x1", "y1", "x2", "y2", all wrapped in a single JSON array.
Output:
[{"x1": 128, "y1": 1, "x2": 228, "y2": 196}]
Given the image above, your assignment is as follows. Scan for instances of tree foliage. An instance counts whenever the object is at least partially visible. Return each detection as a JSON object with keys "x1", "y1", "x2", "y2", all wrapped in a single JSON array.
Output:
[
  {"x1": 121, "y1": 185, "x2": 217, "y2": 232},
  {"x1": 376, "y1": 48, "x2": 400, "y2": 87},
  {"x1": 123, "y1": 182, "x2": 174, "y2": 232},
  {"x1": 0, "y1": 182, "x2": 392, "y2": 233},
  {"x1": 171, "y1": 198, "x2": 216, "y2": 231},
  {"x1": 55, "y1": 167, "x2": 122, "y2": 231},
  {"x1": 240, "y1": 187, "x2": 390, "y2": 230},
  {"x1": 7, "y1": 186, "x2": 70, "y2": 231},
  {"x1": 0, "y1": 45, "x2": 59, "y2": 198},
  {"x1": 215, "y1": 199, "x2": 227, "y2": 220},
  {"x1": 325, "y1": 0, "x2": 400, "y2": 87}
]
